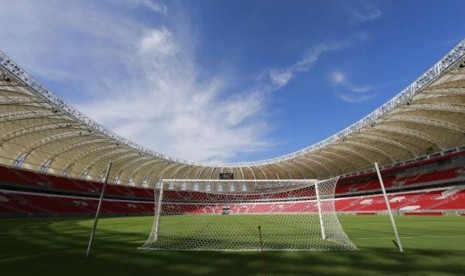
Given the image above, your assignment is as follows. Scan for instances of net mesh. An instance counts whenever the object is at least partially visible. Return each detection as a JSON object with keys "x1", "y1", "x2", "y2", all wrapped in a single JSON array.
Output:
[{"x1": 140, "y1": 178, "x2": 357, "y2": 251}]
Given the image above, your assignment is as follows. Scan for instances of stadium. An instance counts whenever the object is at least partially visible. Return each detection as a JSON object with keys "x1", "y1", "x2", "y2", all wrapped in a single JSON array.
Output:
[{"x1": 1, "y1": 2, "x2": 465, "y2": 276}]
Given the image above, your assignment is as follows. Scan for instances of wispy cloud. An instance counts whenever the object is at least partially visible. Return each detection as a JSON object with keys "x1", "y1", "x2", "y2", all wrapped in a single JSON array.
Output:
[
  {"x1": 337, "y1": 93, "x2": 376, "y2": 103},
  {"x1": 0, "y1": 1, "x2": 267, "y2": 163},
  {"x1": 138, "y1": 28, "x2": 178, "y2": 56},
  {"x1": 264, "y1": 34, "x2": 368, "y2": 95},
  {"x1": 347, "y1": 1, "x2": 382, "y2": 23},
  {"x1": 75, "y1": 22, "x2": 273, "y2": 163},
  {"x1": 268, "y1": 43, "x2": 341, "y2": 91},
  {"x1": 330, "y1": 71, "x2": 377, "y2": 103},
  {"x1": 0, "y1": 1, "x2": 369, "y2": 163},
  {"x1": 126, "y1": 0, "x2": 167, "y2": 14}
]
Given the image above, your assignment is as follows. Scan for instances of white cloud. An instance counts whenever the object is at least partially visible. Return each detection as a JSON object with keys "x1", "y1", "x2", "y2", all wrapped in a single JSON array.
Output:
[
  {"x1": 0, "y1": 1, "x2": 141, "y2": 84},
  {"x1": 128, "y1": 0, "x2": 167, "y2": 14},
  {"x1": 0, "y1": 0, "x2": 269, "y2": 163},
  {"x1": 138, "y1": 28, "x2": 178, "y2": 56},
  {"x1": 349, "y1": 85, "x2": 372, "y2": 93},
  {"x1": 352, "y1": 7, "x2": 381, "y2": 22},
  {"x1": 264, "y1": 34, "x2": 369, "y2": 95},
  {"x1": 0, "y1": 1, "x2": 370, "y2": 163},
  {"x1": 348, "y1": 2, "x2": 382, "y2": 23},
  {"x1": 330, "y1": 71, "x2": 376, "y2": 103},
  {"x1": 331, "y1": 71, "x2": 346, "y2": 84},
  {"x1": 266, "y1": 43, "x2": 344, "y2": 92},
  {"x1": 337, "y1": 93, "x2": 376, "y2": 103},
  {"x1": 269, "y1": 69, "x2": 293, "y2": 88},
  {"x1": 76, "y1": 27, "x2": 271, "y2": 163}
]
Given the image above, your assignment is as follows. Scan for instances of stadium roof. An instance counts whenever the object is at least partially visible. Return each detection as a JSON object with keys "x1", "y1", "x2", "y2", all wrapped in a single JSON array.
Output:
[{"x1": 1, "y1": 40, "x2": 465, "y2": 186}]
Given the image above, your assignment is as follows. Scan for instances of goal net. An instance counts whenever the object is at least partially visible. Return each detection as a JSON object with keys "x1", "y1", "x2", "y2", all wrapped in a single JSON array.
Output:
[{"x1": 140, "y1": 178, "x2": 357, "y2": 251}]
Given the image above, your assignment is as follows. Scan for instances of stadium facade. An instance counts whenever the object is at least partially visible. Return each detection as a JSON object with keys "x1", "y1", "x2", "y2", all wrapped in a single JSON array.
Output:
[{"x1": 0, "y1": 40, "x2": 464, "y2": 186}]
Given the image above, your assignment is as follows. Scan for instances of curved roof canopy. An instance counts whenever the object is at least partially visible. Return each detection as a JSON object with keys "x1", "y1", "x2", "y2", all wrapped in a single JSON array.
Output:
[{"x1": 1, "y1": 40, "x2": 465, "y2": 186}]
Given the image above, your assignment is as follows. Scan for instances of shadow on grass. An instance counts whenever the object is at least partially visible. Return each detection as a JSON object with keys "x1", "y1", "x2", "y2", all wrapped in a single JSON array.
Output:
[{"x1": 0, "y1": 217, "x2": 464, "y2": 276}]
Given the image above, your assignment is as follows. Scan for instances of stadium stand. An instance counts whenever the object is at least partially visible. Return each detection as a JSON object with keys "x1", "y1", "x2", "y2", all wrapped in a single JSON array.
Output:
[
  {"x1": 0, "y1": 190, "x2": 153, "y2": 216},
  {"x1": 333, "y1": 187, "x2": 465, "y2": 214},
  {"x1": 0, "y1": 150, "x2": 464, "y2": 217}
]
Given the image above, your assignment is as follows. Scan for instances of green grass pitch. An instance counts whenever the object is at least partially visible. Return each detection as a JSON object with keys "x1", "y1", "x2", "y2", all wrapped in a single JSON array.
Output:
[
  {"x1": 147, "y1": 214, "x2": 355, "y2": 251},
  {"x1": 0, "y1": 215, "x2": 464, "y2": 275}
]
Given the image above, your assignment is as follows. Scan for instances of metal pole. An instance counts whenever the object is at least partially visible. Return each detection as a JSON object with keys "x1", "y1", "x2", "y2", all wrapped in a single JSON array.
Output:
[
  {"x1": 314, "y1": 181, "x2": 326, "y2": 240},
  {"x1": 374, "y1": 162, "x2": 403, "y2": 252},
  {"x1": 86, "y1": 162, "x2": 112, "y2": 257},
  {"x1": 258, "y1": 226, "x2": 267, "y2": 276},
  {"x1": 153, "y1": 182, "x2": 164, "y2": 242}
]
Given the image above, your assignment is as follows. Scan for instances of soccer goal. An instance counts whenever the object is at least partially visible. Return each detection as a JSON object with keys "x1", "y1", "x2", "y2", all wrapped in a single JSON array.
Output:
[{"x1": 140, "y1": 178, "x2": 357, "y2": 251}]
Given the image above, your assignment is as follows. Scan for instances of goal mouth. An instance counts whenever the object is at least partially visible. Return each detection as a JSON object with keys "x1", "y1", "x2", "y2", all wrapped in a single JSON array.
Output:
[{"x1": 140, "y1": 178, "x2": 357, "y2": 251}]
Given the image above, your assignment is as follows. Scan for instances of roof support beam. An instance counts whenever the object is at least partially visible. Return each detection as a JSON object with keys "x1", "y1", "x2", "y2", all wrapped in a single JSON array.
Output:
[
  {"x1": 17, "y1": 132, "x2": 94, "y2": 162},
  {"x1": 419, "y1": 87, "x2": 465, "y2": 99},
  {"x1": 246, "y1": 166, "x2": 257, "y2": 180},
  {"x1": 356, "y1": 132, "x2": 419, "y2": 157},
  {"x1": 196, "y1": 166, "x2": 208, "y2": 179},
  {"x1": 208, "y1": 167, "x2": 216, "y2": 179},
  {"x1": 1, "y1": 121, "x2": 83, "y2": 143},
  {"x1": 266, "y1": 163, "x2": 290, "y2": 179},
  {"x1": 238, "y1": 166, "x2": 245, "y2": 180},
  {"x1": 111, "y1": 155, "x2": 155, "y2": 180},
  {"x1": 261, "y1": 165, "x2": 281, "y2": 180},
  {"x1": 275, "y1": 161, "x2": 308, "y2": 179},
  {"x1": 43, "y1": 139, "x2": 110, "y2": 168},
  {"x1": 375, "y1": 124, "x2": 448, "y2": 150},
  {"x1": 328, "y1": 144, "x2": 373, "y2": 163},
  {"x1": 62, "y1": 144, "x2": 119, "y2": 173},
  {"x1": 290, "y1": 158, "x2": 321, "y2": 178},
  {"x1": 292, "y1": 157, "x2": 331, "y2": 178},
  {"x1": 315, "y1": 151, "x2": 358, "y2": 172},
  {"x1": 183, "y1": 166, "x2": 197, "y2": 179},
  {"x1": 0, "y1": 96, "x2": 45, "y2": 105},
  {"x1": 153, "y1": 163, "x2": 184, "y2": 183},
  {"x1": 80, "y1": 150, "x2": 136, "y2": 177},
  {"x1": 255, "y1": 166, "x2": 268, "y2": 180},
  {"x1": 343, "y1": 140, "x2": 398, "y2": 163},
  {"x1": 391, "y1": 103, "x2": 465, "y2": 115},
  {"x1": 390, "y1": 114, "x2": 465, "y2": 133},
  {"x1": 170, "y1": 165, "x2": 189, "y2": 179},
  {"x1": 126, "y1": 159, "x2": 165, "y2": 183},
  {"x1": 308, "y1": 154, "x2": 345, "y2": 175},
  {"x1": 0, "y1": 110, "x2": 60, "y2": 123}
]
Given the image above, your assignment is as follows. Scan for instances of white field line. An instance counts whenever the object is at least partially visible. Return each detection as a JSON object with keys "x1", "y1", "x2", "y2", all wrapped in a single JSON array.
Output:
[
  {"x1": 349, "y1": 226, "x2": 421, "y2": 236},
  {"x1": 354, "y1": 235, "x2": 465, "y2": 240}
]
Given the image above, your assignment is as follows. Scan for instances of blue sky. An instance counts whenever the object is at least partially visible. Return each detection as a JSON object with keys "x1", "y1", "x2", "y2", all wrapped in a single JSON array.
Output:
[{"x1": 0, "y1": 0, "x2": 464, "y2": 164}]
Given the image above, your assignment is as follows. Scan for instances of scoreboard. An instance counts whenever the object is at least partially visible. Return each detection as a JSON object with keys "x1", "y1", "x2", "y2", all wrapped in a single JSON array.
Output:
[{"x1": 219, "y1": 173, "x2": 234, "y2": 180}]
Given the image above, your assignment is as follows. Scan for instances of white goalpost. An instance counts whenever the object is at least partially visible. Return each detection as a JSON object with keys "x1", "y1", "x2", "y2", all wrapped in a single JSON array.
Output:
[{"x1": 140, "y1": 178, "x2": 357, "y2": 251}]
